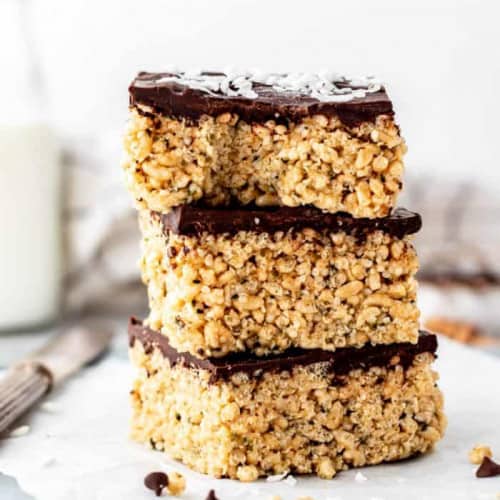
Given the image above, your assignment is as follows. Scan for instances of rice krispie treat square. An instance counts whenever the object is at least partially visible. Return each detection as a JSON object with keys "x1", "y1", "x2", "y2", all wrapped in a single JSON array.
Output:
[
  {"x1": 124, "y1": 71, "x2": 406, "y2": 218},
  {"x1": 140, "y1": 205, "x2": 421, "y2": 357},
  {"x1": 129, "y1": 319, "x2": 446, "y2": 481}
]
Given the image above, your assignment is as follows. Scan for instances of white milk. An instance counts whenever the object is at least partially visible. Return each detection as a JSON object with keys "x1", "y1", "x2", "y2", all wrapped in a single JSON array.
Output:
[
  {"x1": 0, "y1": 125, "x2": 62, "y2": 331},
  {"x1": 0, "y1": 0, "x2": 62, "y2": 331}
]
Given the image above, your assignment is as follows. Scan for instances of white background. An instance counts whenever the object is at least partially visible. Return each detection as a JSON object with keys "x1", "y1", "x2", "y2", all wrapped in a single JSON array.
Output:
[{"x1": 9, "y1": 0, "x2": 500, "y2": 184}]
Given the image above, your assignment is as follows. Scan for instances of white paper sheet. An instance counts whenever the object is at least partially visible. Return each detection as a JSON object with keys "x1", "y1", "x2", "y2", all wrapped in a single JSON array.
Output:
[{"x1": 0, "y1": 338, "x2": 499, "y2": 500}]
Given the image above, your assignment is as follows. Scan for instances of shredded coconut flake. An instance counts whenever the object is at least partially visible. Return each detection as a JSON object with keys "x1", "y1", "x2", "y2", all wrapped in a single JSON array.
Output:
[
  {"x1": 9, "y1": 425, "x2": 30, "y2": 437},
  {"x1": 355, "y1": 471, "x2": 368, "y2": 482},
  {"x1": 282, "y1": 474, "x2": 297, "y2": 486},
  {"x1": 146, "y1": 70, "x2": 382, "y2": 103},
  {"x1": 266, "y1": 471, "x2": 289, "y2": 482},
  {"x1": 40, "y1": 401, "x2": 60, "y2": 413}
]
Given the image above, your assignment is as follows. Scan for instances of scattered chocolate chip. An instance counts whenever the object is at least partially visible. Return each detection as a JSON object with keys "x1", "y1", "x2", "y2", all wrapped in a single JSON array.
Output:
[
  {"x1": 476, "y1": 456, "x2": 500, "y2": 478},
  {"x1": 144, "y1": 471, "x2": 169, "y2": 496},
  {"x1": 205, "y1": 489, "x2": 219, "y2": 500}
]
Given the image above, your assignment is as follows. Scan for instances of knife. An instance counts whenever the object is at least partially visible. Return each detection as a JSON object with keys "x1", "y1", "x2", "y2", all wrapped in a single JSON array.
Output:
[{"x1": 0, "y1": 324, "x2": 113, "y2": 436}]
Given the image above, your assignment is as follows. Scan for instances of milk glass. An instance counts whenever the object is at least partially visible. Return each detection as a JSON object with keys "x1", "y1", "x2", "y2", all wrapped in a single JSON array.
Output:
[
  {"x1": 0, "y1": 0, "x2": 62, "y2": 331},
  {"x1": 0, "y1": 126, "x2": 62, "y2": 331}
]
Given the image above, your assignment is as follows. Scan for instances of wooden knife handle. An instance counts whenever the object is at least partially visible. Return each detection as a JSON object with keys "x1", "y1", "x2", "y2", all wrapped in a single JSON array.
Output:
[{"x1": 0, "y1": 363, "x2": 52, "y2": 436}]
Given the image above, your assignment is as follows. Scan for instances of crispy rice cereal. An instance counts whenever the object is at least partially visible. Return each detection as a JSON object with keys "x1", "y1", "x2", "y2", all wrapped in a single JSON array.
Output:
[
  {"x1": 123, "y1": 107, "x2": 405, "y2": 218},
  {"x1": 130, "y1": 341, "x2": 446, "y2": 480},
  {"x1": 140, "y1": 211, "x2": 419, "y2": 357}
]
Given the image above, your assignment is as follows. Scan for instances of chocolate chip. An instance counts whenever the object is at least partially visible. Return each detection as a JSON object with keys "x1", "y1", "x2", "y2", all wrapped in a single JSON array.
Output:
[
  {"x1": 167, "y1": 246, "x2": 178, "y2": 258},
  {"x1": 205, "y1": 490, "x2": 219, "y2": 500},
  {"x1": 476, "y1": 456, "x2": 500, "y2": 478},
  {"x1": 144, "y1": 471, "x2": 169, "y2": 496}
]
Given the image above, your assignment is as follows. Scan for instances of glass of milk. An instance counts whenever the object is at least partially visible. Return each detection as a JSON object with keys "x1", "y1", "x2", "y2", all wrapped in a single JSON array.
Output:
[
  {"x1": 0, "y1": 126, "x2": 61, "y2": 332},
  {"x1": 0, "y1": 0, "x2": 62, "y2": 332}
]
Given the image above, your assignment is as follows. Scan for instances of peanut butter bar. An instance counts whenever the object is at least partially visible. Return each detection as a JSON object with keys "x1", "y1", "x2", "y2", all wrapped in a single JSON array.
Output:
[
  {"x1": 129, "y1": 319, "x2": 446, "y2": 481},
  {"x1": 140, "y1": 205, "x2": 421, "y2": 358},
  {"x1": 124, "y1": 71, "x2": 405, "y2": 218}
]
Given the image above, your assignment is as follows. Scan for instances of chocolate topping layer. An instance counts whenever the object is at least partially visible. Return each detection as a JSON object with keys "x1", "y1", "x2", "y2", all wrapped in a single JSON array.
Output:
[
  {"x1": 129, "y1": 318, "x2": 437, "y2": 382},
  {"x1": 129, "y1": 72, "x2": 393, "y2": 126},
  {"x1": 155, "y1": 206, "x2": 421, "y2": 239}
]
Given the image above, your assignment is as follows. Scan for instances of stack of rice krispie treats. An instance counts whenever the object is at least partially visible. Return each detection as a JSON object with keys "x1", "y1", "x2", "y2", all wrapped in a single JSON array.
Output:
[{"x1": 123, "y1": 71, "x2": 446, "y2": 481}]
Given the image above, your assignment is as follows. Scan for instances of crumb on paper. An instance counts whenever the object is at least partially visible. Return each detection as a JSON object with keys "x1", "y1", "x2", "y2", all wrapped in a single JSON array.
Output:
[
  {"x1": 40, "y1": 401, "x2": 60, "y2": 413},
  {"x1": 469, "y1": 445, "x2": 493, "y2": 464},
  {"x1": 283, "y1": 474, "x2": 297, "y2": 486},
  {"x1": 166, "y1": 471, "x2": 185, "y2": 496},
  {"x1": 40, "y1": 456, "x2": 56, "y2": 468},
  {"x1": 297, "y1": 497, "x2": 314, "y2": 500},
  {"x1": 317, "y1": 456, "x2": 336, "y2": 479},
  {"x1": 205, "y1": 490, "x2": 219, "y2": 500},
  {"x1": 269, "y1": 495, "x2": 281, "y2": 500},
  {"x1": 236, "y1": 464, "x2": 259, "y2": 481},
  {"x1": 9, "y1": 425, "x2": 30, "y2": 438},
  {"x1": 355, "y1": 471, "x2": 368, "y2": 482}
]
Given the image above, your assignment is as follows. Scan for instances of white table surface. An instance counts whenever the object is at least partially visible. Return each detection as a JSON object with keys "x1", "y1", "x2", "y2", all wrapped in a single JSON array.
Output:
[{"x1": 0, "y1": 331, "x2": 499, "y2": 500}]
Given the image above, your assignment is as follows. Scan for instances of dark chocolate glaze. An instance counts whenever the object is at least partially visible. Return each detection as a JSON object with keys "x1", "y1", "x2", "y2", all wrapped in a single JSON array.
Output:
[
  {"x1": 128, "y1": 318, "x2": 437, "y2": 383},
  {"x1": 155, "y1": 206, "x2": 421, "y2": 239},
  {"x1": 129, "y1": 72, "x2": 393, "y2": 127}
]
